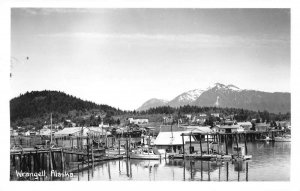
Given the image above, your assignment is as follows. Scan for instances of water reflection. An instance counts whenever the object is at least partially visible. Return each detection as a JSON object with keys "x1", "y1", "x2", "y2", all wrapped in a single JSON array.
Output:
[{"x1": 71, "y1": 142, "x2": 290, "y2": 181}]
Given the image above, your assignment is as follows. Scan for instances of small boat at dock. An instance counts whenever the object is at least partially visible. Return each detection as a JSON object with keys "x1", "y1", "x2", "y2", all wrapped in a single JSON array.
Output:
[
  {"x1": 184, "y1": 154, "x2": 215, "y2": 160},
  {"x1": 256, "y1": 135, "x2": 273, "y2": 142},
  {"x1": 106, "y1": 147, "x2": 126, "y2": 155},
  {"x1": 129, "y1": 147, "x2": 162, "y2": 160},
  {"x1": 274, "y1": 135, "x2": 291, "y2": 142},
  {"x1": 168, "y1": 153, "x2": 232, "y2": 161}
]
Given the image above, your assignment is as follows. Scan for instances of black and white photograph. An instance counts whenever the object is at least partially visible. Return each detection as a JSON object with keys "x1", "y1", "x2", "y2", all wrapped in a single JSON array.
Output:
[{"x1": 1, "y1": 2, "x2": 298, "y2": 187}]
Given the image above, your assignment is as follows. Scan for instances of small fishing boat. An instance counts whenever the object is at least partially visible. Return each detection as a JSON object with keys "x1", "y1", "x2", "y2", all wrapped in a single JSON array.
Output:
[
  {"x1": 274, "y1": 135, "x2": 291, "y2": 142},
  {"x1": 256, "y1": 135, "x2": 272, "y2": 142},
  {"x1": 168, "y1": 153, "x2": 183, "y2": 159},
  {"x1": 106, "y1": 147, "x2": 126, "y2": 155},
  {"x1": 185, "y1": 153, "x2": 214, "y2": 160},
  {"x1": 129, "y1": 147, "x2": 162, "y2": 160},
  {"x1": 169, "y1": 153, "x2": 218, "y2": 160}
]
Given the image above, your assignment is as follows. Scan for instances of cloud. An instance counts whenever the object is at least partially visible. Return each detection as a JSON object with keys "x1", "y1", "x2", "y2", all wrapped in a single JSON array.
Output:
[
  {"x1": 19, "y1": 8, "x2": 102, "y2": 15},
  {"x1": 37, "y1": 32, "x2": 289, "y2": 48}
]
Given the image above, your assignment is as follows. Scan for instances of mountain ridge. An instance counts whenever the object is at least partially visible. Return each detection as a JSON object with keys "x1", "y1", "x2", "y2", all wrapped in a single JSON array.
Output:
[{"x1": 137, "y1": 83, "x2": 291, "y2": 113}]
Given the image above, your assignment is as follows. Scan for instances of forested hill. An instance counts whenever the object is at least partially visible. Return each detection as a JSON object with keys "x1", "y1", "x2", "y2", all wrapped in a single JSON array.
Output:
[{"x1": 10, "y1": 90, "x2": 122, "y2": 127}]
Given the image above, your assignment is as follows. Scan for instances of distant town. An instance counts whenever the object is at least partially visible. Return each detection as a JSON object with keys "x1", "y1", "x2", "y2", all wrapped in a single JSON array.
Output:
[{"x1": 10, "y1": 110, "x2": 291, "y2": 138}]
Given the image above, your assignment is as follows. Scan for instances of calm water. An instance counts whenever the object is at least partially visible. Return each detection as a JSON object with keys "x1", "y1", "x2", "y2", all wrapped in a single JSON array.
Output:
[{"x1": 69, "y1": 142, "x2": 290, "y2": 181}]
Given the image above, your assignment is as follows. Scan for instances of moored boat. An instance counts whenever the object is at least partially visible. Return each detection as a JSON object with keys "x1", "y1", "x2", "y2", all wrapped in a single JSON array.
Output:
[
  {"x1": 106, "y1": 147, "x2": 126, "y2": 155},
  {"x1": 256, "y1": 135, "x2": 273, "y2": 142},
  {"x1": 185, "y1": 153, "x2": 214, "y2": 160},
  {"x1": 129, "y1": 147, "x2": 162, "y2": 160},
  {"x1": 274, "y1": 135, "x2": 291, "y2": 142}
]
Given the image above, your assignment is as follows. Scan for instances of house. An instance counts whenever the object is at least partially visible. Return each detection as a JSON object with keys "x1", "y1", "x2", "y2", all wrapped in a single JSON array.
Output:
[
  {"x1": 185, "y1": 126, "x2": 212, "y2": 135},
  {"x1": 154, "y1": 126, "x2": 214, "y2": 154},
  {"x1": 163, "y1": 116, "x2": 174, "y2": 124},
  {"x1": 255, "y1": 123, "x2": 269, "y2": 131},
  {"x1": 87, "y1": 126, "x2": 111, "y2": 137},
  {"x1": 10, "y1": 129, "x2": 18, "y2": 136},
  {"x1": 154, "y1": 131, "x2": 195, "y2": 153},
  {"x1": 184, "y1": 126, "x2": 214, "y2": 142},
  {"x1": 237, "y1": 122, "x2": 253, "y2": 131},
  {"x1": 23, "y1": 131, "x2": 30, "y2": 136},
  {"x1": 224, "y1": 120, "x2": 236, "y2": 125},
  {"x1": 196, "y1": 118, "x2": 206, "y2": 125},
  {"x1": 128, "y1": 118, "x2": 149, "y2": 124},
  {"x1": 40, "y1": 128, "x2": 51, "y2": 136},
  {"x1": 29, "y1": 131, "x2": 36, "y2": 136},
  {"x1": 54, "y1": 127, "x2": 88, "y2": 137},
  {"x1": 219, "y1": 125, "x2": 240, "y2": 133},
  {"x1": 185, "y1": 114, "x2": 192, "y2": 120},
  {"x1": 211, "y1": 125, "x2": 220, "y2": 133},
  {"x1": 199, "y1": 113, "x2": 207, "y2": 117},
  {"x1": 211, "y1": 113, "x2": 220, "y2": 118},
  {"x1": 276, "y1": 121, "x2": 291, "y2": 130}
]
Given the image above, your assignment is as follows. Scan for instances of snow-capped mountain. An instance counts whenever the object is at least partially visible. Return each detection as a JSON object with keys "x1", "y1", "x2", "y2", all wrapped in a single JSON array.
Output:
[
  {"x1": 206, "y1": 83, "x2": 242, "y2": 92},
  {"x1": 136, "y1": 98, "x2": 168, "y2": 111},
  {"x1": 137, "y1": 83, "x2": 291, "y2": 113},
  {"x1": 194, "y1": 83, "x2": 290, "y2": 114},
  {"x1": 168, "y1": 89, "x2": 204, "y2": 107}
]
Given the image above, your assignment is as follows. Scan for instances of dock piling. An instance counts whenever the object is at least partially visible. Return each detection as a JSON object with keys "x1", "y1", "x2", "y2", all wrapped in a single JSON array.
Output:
[
  {"x1": 181, "y1": 134, "x2": 185, "y2": 158},
  {"x1": 235, "y1": 133, "x2": 239, "y2": 157},
  {"x1": 189, "y1": 133, "x2": 192, "y2": 154},
  {"x1": 118, "y1": 139, "x2": 121, "y2": 155},
  {"x1": 199, "y1": 134, "x2": 202, "y2": 156},
  {"x1": 61, "y1": 149, "x2": 65, "y2": 173},
  {"x1": 244, "y1": 133, "x2": 248, "y2": 155},
  {"x1": 206, "y1": 134, "x2": 209, "y2": 154}
]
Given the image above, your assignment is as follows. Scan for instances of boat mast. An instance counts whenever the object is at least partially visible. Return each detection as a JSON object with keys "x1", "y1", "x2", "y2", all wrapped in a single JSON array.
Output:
[{"x1": 50, "y1": 112, "x2": 52, "y2": 144}]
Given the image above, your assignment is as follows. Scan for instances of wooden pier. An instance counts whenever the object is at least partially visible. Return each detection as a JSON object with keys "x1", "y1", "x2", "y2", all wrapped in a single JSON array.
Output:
[
  {"x1": 178, "y1": 130, "x2": 284, "y2": 161},
  {"x1": 10, "y1": 136, "x2": 123, "y2": 181}
]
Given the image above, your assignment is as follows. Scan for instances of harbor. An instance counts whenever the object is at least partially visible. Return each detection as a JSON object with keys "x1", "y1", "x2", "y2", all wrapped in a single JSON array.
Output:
[
  {"x1": 10, "y1": 140, "x2": 290, "y2": 181},
  {"x1": 10, "y1": 128, "x2": 290, "y2": 181},
  {"x1": 9, "y1": 8, "x2": 292, "y2": 184}
]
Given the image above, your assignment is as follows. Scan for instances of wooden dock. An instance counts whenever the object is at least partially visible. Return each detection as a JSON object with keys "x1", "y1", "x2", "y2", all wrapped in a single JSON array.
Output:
[{"x1": 10, "y1": 136, "x2": 123, "y2": 181}]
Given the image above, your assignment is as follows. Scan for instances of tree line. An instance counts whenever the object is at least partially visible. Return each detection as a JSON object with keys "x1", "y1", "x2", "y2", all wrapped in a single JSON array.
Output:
[{"x1": 10, "y1": 91, "x2": 290, "y2": 130}]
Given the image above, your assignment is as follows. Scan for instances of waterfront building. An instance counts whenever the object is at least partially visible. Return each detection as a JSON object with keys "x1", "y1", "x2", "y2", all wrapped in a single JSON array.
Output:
[
  {"x1": 39, "y1": 128, "x2": 51, "y2": 136},
  {"x1": 255, "y1": 123, "x2": 269, "y2": 131},
  {"x1": 154, "y1": 131, "x2": 195, "y2": 153},
  {"x1": 54, "y1": 127, "x2": 88, "y2": 137},
  {"x1": 219, "y1": 125, "x2": 240, "y2": 133},
  {"x1": 128, "y1": 118, "x2": 149, "y2": 124},
  {"x1": 237, "y1": 121, "x2": 253, "y2": 131},
  {"x1": 87, "y1": 126, "x2": 110, "y2": 136}
]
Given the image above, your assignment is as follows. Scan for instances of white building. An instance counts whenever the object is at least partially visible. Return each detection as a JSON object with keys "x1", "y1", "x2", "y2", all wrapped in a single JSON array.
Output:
[
  {"x1": 211, "y1": 113, "x2": 220, "y2": 118},
  {"x1": 237, "y1": 122, "x2": 252, "y2": 131},
  {"x1": 39, "y1": 128, "x2": 52, "y2": 136},
  {"x1": 128, "y1": 118, "x2": 149, "y2": 124},
  {"x1": 54, "y1": 127, "x2": 89, "y2": 137},
  {"x1": 154, "y1": 131, "x2": 195, "y2": 153}
]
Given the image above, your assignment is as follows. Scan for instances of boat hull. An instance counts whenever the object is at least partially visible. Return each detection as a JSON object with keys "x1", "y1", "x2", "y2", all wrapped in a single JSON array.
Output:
[
  {"x1": 274, "y1": 137, "x2": 291, "y2": 142},
  {"x1": 129, "y1": 154, "x2": 162, "y2": 160}
]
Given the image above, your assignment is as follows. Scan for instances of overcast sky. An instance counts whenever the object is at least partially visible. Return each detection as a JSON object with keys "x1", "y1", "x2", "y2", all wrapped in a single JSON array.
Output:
[{"x1": 11, "y1": 8, "x2": 290, "y2": 110}]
